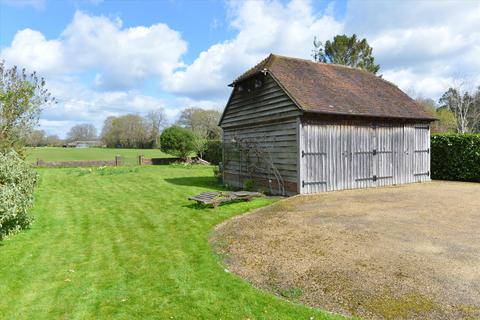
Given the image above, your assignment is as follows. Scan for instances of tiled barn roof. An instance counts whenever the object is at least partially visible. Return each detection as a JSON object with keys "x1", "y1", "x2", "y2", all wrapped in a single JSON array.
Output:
[{"x1": 231, "y1": 54, "x2": 435, "y2": 120}]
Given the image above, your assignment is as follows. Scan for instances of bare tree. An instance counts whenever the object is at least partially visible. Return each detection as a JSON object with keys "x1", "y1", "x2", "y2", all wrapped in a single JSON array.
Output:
[
  {"x1": 67, "y1": 124, "x2": 97, "y2": 142},
  {"x1": 100, "y1": 114, "x2": 150, "y2": 148},
  {"x1": 45, "y1": 134, "x2": 63, "y2": 147},
  {"x1": 176, "y1": 107, "x2": 222, "y2": 139},
  {"x1": 144, "y1": 109, "x2": 167, "y2": 148},
  {"x1": 25, "y1": 129, "x2": 46, "y2": 147},
  {"x1": 439, "y1": 83, "x2": 480, "y2": 133},
  {"x1": 416, "y1": 98, "x2": 457, "y2": 133}
]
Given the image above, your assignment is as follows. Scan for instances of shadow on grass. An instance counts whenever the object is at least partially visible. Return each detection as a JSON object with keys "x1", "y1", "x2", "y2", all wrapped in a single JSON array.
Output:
[
  {"x1": 164, "y1": 176, "x2": 225, "y2": 190},
  {"x1": 183, "y1": 198, "x2": 252, "y2": 210}
]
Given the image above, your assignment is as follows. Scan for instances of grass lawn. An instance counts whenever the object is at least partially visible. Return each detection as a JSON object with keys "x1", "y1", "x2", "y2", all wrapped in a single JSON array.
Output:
[
  {"x1": 26, "y1": 147, "x2": 171, "y2": 166},
  {"x1": 0, "y1": 165, "x2": 342, "y2": 319}
]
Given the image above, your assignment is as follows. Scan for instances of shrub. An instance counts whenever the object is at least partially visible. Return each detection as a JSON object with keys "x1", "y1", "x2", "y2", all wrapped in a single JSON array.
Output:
[
  {"x1": 213, "y1": 166, "x2": 222, "y2": 183},
  {"x1": 160, "y1": 126, "x2": 196, "y2": 160},
  {"x1": 431, "y1": 134, "x2": 480, "y2": 182},
  {"x1": 243, "y1": 179, "x2": 255, "y2": 191},
  {"x1": 0, "y1": 151, "x2": 37, "y2": 240},
  {"x1": 203, "y1": 139, "x2": 222, "y2": 164}
]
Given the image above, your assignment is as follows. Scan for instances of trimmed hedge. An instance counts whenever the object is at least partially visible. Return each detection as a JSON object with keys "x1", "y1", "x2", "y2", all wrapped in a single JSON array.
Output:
[
  {"x1": 0, "y1": 151, "x2": 37, "y2": 240},
  {"x1": 431, "y1": 134, "x2": 480, "y2": 182}
]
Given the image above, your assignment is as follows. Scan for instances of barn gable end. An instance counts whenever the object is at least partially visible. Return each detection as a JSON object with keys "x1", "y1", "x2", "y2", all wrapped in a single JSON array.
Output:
[
  {"x1": 219, "y1": 73, "x2": 301, "y2": 128},
  {"x1": 220, "y1": 73, "x2": 301, "y2": 195}
]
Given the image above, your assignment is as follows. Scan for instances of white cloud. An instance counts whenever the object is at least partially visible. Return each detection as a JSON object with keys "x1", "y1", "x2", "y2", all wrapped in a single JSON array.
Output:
[
  {"x1": 39, "y1": 77, "x2": 168, "y2": 137},
  {"x1": 344, "y1": 0, "x2": 480, "y2": 99},
  {"x1": 1, "y1": 11, "x2": 187, "y2": 89},
  {"x1": 3, "y1": 0, "x2": 480, "y2": 136},
  {"x1": 162, "y1": 0, "x2": 343, "y2": 100},
  {"x1": 1, "y1": 29, "x2": 64, "y2": 75}
]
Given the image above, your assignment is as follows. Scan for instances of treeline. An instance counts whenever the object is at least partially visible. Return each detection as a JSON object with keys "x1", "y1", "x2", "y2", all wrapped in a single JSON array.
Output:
[
  {"x1": 417, "y1": 86, "x2": 480, "y2": 134},
  {"x1": 25, "y1": 107, "x2": 223, "y2": 151},
  {"x1": 101, "y1": 110, "x2": 166, "y2": 148},
  {"x1": 100, "y1": 107, "x2": 222, "y2": 149}
]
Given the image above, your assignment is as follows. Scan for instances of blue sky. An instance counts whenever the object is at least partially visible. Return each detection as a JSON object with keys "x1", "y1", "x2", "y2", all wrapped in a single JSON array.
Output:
[
  {"x1": 1, "y1": 0, "x2": 479, "y2": 137},
  {"x1": 1, "y1": 0, "x2": 238, "y2": 64}
]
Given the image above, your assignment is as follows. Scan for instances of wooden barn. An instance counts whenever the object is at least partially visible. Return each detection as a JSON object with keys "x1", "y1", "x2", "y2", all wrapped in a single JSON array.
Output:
[{"x1": 219, "y1": 54, "x2": 436, "y2": 195}]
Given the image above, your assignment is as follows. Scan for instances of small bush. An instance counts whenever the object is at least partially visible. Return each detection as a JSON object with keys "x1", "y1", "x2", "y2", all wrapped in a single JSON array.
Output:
[
  {"x1": 203, "y1": 139, "x2": 222, "y2": 164},
  {"x1": 160, "y1": 126, "x2": 197, "y2": 160},
  {"x1": 0, "y1": 151, "x2": 37, "y2": 240},
  {"x1": 213, "y1": 166, "x2": 222, "y2": 182},
  {"x1": 243, "y1": 179, "x2": 255, "y2": 191},
  {"x1": 431, "y1": 134, "x2": 480, "y2": 182}
]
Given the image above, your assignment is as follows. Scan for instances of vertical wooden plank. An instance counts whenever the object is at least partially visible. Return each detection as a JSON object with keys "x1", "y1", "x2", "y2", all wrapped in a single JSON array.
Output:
[{"x1": 297, "y1": 117, "x2": 303, "y2": 194}]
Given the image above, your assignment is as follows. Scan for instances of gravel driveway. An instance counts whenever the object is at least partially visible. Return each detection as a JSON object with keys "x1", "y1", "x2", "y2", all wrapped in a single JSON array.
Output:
[{"x1": 211, "y1": 181, "x2": 480, "y2": 319}]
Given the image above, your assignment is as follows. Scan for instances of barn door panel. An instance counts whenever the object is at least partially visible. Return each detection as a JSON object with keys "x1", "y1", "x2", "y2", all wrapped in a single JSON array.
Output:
[
  {"x1": 403, "y1": 124, "x2": 415, "y2": 183},
  {"x1": 340, "y1": 123, "x2": 352, "y2": 190},
  {"x1": 352, "y1": 125, "x2": 374, "y2": 189},
  {"x1": 414, "y1": 125, "x2": 430, "y2": 182},
  {"x1": 301, "y1": 123, "x2": 328, "y2": 193},
  {"x1": 375, "y1": 126, "x2": 394, "y2": 186}
]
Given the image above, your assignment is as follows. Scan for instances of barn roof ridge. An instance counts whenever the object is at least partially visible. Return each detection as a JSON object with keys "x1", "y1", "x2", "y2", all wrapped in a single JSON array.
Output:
[
  {"x1": 233, "y1": 53, "x2": 401, "y2": 89},
  {"x1": 228, "y1": 54, "x2": 436, "y2": 121}
]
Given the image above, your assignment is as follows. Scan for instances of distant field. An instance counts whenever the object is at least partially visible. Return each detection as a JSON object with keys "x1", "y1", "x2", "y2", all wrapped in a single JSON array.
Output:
[{"x1": 26, "y1": 147, "x2": 171, "y2": 166}]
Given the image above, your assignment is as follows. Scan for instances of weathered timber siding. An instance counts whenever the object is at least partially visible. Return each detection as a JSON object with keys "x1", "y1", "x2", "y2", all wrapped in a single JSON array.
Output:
[
  {"x1": 221, "y1": 73, "x2": 301, "y2": 195},
  {"x1": 220, "y1": 74, "x2": 301, "y2": 129},
  {"x1": 223, "y1": 119, "x2": 298, "y2": 195},
  {"x1": 299, "y1": 120, "x2": 431, "y2": 194}
]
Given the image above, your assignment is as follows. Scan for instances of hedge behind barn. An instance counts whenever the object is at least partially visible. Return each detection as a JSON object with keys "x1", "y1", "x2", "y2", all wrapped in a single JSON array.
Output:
[{"x1": 431, "y1": 134, "x2": 480, "y2": 182}]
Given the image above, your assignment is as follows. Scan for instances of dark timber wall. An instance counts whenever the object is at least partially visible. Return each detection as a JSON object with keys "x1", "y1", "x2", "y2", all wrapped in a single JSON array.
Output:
[{"x1": 221, "y1": 74, "x2": 301, "y2": 195}]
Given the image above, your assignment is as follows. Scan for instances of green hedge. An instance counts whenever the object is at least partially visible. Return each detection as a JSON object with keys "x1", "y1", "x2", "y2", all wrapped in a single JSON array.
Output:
[
  {"x1": 431, "y1": 134, "x2": 480, "y2": 182},
  {"x1": 0, "y1": 151, "x2": 37, "y2": 240}
]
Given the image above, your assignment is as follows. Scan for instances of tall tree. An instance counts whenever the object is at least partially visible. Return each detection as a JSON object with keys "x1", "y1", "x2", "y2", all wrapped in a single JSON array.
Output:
[
  {"x1": 312, "y1": 34, "x2": 380, "y2": 74},
  {"x1": 100, "y1": 114, "x2": 150, "y2": 148},
  {"x1": 45, "y1": 134, "x2": 63, "y2": 147},
  {"x1": 416, "y1": 98, "x2": 457, "y2": 133},
  {"x1": 0, "y1": 61, "x2": 54, "y2": 156},
  {"x1": 144, "y1": 109, "x2": 167, "y2": 148},
  {"x1": 176, "y1": 107, "x2": 222, "y2": 140},
  {"x1": 439, "y1": 86, "x2": 480, "y2": 133},
  {"x1": 25, "y1": 129, "x2": 46, "y2": 147},
  {"x1": 67, "y1": 123, "x2": 97, "y2": 142}
]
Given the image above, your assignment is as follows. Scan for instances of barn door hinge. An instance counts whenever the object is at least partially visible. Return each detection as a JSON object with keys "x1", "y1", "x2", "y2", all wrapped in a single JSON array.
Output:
[
  {"x1": 372, "y1": 149, "x2": 377, "y2": 156},
  {"x1": 373, "y1": 175, "x2": 377, "y2": 182},
  {"x1": 302, "y1": 151, "x2": 326, "y2": 157},
  {"x1": 302, "y1": 180, "x2": 327, "y2": 187}
]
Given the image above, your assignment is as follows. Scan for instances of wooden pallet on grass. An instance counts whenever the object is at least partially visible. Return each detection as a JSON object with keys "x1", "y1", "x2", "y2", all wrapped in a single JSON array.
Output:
[{"x1": 188, "y1": 191, "x2": 263, "y2": 207}]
